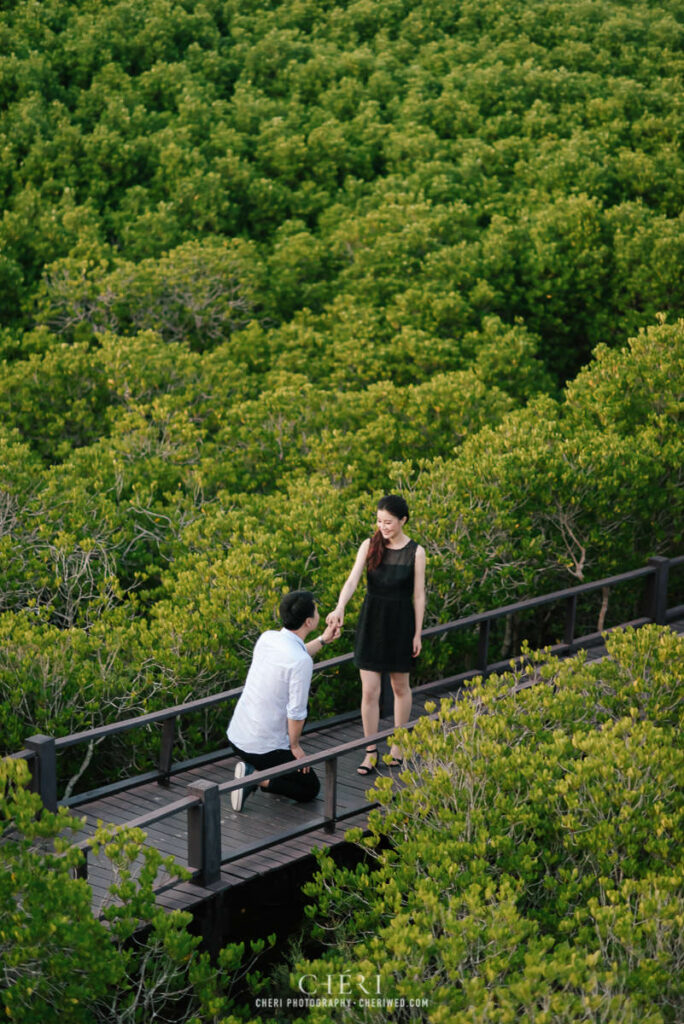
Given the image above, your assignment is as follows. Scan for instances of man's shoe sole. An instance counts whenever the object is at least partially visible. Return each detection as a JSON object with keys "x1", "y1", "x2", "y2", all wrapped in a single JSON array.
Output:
[{"x1": 231, "y1": 761, "x2": 247, "y2": 811}]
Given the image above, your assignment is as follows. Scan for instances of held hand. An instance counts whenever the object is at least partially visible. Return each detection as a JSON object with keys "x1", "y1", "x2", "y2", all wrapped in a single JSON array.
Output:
[
  {"x1": 326, "y1": 608, "x2": 344, "y2": 629},
  {"x1": 322, "y1": 621, "x2": 341, "y2": 644},
  {"x1": 291, "y1": 743, "x2": 310, "y2": 773},
  {"x1": 412, "y1": 633, "x2": 422, "y2": 658}
]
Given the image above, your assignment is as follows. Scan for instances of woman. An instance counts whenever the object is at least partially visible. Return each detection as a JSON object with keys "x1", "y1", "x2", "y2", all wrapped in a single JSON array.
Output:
[{"x1": 328, "y1": 495, "x2": 426, "y2": 774}]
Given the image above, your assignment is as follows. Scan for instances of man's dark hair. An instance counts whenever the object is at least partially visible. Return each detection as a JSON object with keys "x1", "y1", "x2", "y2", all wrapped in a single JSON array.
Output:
[{"x1": 280, "y1": 590, "x2": 316, "y2": 630}]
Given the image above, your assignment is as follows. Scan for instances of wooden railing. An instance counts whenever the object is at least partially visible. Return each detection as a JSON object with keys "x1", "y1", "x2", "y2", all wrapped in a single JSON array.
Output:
[
  {"x1": 11, "y1": 554, "x2": 683, "y2": 887},
  {"x1": 70, "y1": 723, "x2": 403, "y2": 886}
]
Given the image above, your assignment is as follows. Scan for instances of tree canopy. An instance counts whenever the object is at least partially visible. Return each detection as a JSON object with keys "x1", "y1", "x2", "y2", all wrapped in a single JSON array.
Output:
[
  {"x1": 1, "y1": 0, "x2": 682, "y2": 378},
  {"x1": 296, "y1": 625, "x2": 684, "y2": 1022},
  {"x1": 0, "y1": 0, "x2": 682, "y2": 785},
  {"x1": 0, "y1": 2, "x2": 682, "y2": 1016}
]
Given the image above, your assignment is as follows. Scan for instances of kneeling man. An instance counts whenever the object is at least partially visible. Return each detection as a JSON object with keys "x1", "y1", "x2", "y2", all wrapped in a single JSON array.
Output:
[{"x1": 227, "y1": 590, "x2": 340, "y2": 811}]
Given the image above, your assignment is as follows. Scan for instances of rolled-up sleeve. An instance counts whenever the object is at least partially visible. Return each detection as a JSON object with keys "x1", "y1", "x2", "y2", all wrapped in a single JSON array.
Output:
[{"x1": 287, "y1": 658, "x2": 313, "y2": 720}]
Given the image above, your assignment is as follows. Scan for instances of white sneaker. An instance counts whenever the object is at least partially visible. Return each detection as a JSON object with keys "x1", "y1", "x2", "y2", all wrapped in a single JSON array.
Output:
[{"x1": 231, "y1": 761, "x2": 255, "y2": 811}]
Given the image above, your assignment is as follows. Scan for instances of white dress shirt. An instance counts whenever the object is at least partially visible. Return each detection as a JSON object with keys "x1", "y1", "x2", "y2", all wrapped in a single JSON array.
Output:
[{"x1": 227, "y1": 628, "x2": 313, "y2": 754}]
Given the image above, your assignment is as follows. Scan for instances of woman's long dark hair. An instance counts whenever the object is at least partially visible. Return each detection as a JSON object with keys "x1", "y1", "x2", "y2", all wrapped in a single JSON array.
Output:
[{"x1": 367, "y1": 495, "x2": 410, "y2": 571}]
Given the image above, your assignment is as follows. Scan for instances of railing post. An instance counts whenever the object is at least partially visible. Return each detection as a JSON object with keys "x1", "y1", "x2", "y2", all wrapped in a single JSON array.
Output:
[
  {"x1": 324, "y1": 758, "x2": 337, "y2": 834},
  {"x1": 478, "y1": 619, "x2": 490, "y2": 674},
  {"x1": 645, "y1": 556, "x2": 670, "y2": 625},
  {"x1": 564, "y1": 594, "x2": 577, "y2": 647},
  {"x1": 25, "y1": 734, "x2": 57, "y2": 812},
  {"x1": 187, "y1": 780, "x2": 221, "y2": 885},
  {"x1": 159, "y1": 719, "x2": 175, "y2": 785}
]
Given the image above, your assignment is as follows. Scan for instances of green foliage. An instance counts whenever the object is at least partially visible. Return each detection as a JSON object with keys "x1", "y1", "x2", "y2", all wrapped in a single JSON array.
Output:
[
  {"x1": 0, "y1": 756, "x2": 268, "y2": 1023},
  {"x1": 295, "y1": 625, "x2": 684, "y2": 1022},
  {"x1": 0, "y1": 759, "x2": 123, "y2": 1022},
  {"x1": 0, "y1": 316, "x2": 682, "y2": 772},
  {"x1": 405, "y1": 319, "x2": 683, "y2": 634},
  {"x1": 0, "y1": 1, "x2": 681, "y2": 1016},
  {"x1": 0, "y1": 0, "x2": 682, "y2": 383},
  {"x1": 0, "y1": 339, "x2": 112, "y2": 461},
  {"x1": 1, "y1": 758, "x2": 183, "y2": 1021},
  {"x1": 0, "y1": 0, "x2": 681, "y2": 868},
  {"x1": 34, "y1": 237, "x2": 265, "y2": 351}
]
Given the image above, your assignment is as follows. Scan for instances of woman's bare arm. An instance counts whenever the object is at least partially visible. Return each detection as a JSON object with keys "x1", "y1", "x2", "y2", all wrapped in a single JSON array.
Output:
[
  {"x1": 412, "y1": 545, "x2": 426, "y2": 657},
  {"x1": 327, "y1": 538, "x2": 370, "y2": 627}
]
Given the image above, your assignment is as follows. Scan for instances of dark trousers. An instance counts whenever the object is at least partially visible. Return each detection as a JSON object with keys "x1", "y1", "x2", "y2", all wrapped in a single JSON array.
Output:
[{"x1": 231, "y1": 744, "x2": 320, "y2": 803}]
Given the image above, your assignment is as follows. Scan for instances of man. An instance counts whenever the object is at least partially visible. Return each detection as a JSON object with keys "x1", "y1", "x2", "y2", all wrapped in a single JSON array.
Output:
[{"x1": 227, "y1": 590, "x2": 340, "y2": 811}]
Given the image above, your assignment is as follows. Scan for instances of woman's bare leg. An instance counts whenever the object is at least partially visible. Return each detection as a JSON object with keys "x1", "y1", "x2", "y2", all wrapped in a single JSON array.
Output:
[
  {"x1": 389, "y1": 672, "x2": 411, "y2": 760},
  {"x1": 359, "y1": 670, "x2": 381, "y2": 770}
]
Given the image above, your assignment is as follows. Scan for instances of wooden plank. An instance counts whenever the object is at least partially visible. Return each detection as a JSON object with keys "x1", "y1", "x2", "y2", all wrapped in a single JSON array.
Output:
[{"x1": 77, "y1": 788, "x2": 180, "y2": 823}]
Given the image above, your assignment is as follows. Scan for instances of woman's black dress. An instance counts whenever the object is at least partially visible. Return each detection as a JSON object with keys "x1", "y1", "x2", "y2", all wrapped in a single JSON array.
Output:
[{"x1": 354, "y1": 539, "x2": 417, "y2": 672}]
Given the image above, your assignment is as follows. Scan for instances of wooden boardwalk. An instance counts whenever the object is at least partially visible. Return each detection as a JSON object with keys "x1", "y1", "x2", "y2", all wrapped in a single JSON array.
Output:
[
  {"x1": 69, "y1": 681, "x2": 450, "y2": 918},
  {"x1": 66, "y1": 615, "x2": 684, "y2": 925},
  {"x1": 26, "y1": 551, "x2": 681, "y2": 933},
  {"x1": 68, "y1": 632, "x2": 627, "y2": 920}
]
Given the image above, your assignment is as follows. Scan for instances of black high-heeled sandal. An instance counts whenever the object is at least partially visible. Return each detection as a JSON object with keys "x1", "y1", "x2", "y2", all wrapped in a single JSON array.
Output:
[{"x1": 357, "y1": 746, "x2": 377, "y2": 775}]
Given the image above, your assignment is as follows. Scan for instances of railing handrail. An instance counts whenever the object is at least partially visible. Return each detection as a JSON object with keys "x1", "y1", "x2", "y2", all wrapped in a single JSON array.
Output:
[
  {"x1": 55, "y1": 685, "x2": 248, "y2": 750},
  {"x1": 74, "y1": 624, "x2": 625, "y2": 886},
  {"x1": 47, "y1": 558, "x2": 680, "y2": 753},
  {"x1": 421, "y1": 565, "x2": 655, "y2": 637},
  {"x1": 15, "y1": 554, "x2": 682, "y2": 815},
  {"x1": 36, "y1": 552, "x2": 680, "y2": 890},
  {"x1": 74, "y1": 720, "x2": 421, "y2": 881}
]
